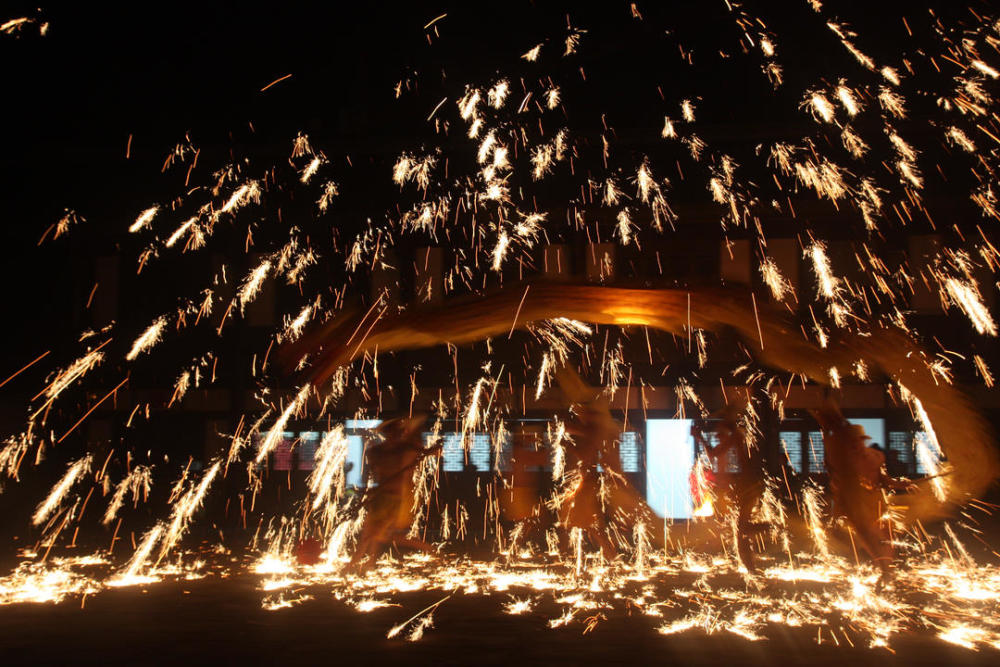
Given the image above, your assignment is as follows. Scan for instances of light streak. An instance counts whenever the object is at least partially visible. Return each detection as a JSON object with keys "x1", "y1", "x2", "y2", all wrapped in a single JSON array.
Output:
[
  {"x1": 255, "y1": 385, "x2": 311, "y2": 464},
  {"x1": 126, "y1": 316, "x2": 168, "y2": 361},
  {"x1": 681, "y1": 99, "x2": 696, "y2": 122},
  {"x1": 236, "y1": 259, "x2": 272, "y2": 311},
  {"x1": 157, "y1": 460, "x2": 221, "y2": 561},
  {"x1": 804, "y1": 91, "x2": 835, "y2": 123},
  {"x1": 32, "y1": 455, "x2": 92, "y2": 525},
  {"x1": 260, "y1": 73, "x2": 293, "y2": 92},
  {"x1": 545, "y1": 86, "x2": 560, "y2": 109},
  {"x1": 128, "y1": 206, "x2": 159, "y2": 234},
  {"x1": 943, "y1": 277, "x2": 996, "y2": 336},
  {"x1": 307, "y1": 427, "x2": 349, "y2": 511},
  {"x1": 522, "y1": 44, "x2": 542, "y2": 61},
  {"x1": 165, "y1": 216, "x2": 198, "y2": 248},
  {"x1": 39, "y1": 347, "x2": 105, "y2": 407},
  {"x1": 661, "y1": 117, "x2": 676, "y2": 139},
  {"x1": 102, "y1": 466, "x2": 153, "y2": 525}
]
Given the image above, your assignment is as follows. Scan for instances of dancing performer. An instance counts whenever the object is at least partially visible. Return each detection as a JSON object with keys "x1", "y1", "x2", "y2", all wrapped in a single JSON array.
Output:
[
  {"x1": 350, "y1": 416, "x2": 440, "y2": 569},
  {"x1": 500, "y1": 423, "x2": 551, "y2": 552},
  {"x1": 691, "y1": 404, "x2": 766, "y2": 573},
  {"x1": 812, "y1": 405, "x2": 912, "y2": 583}
]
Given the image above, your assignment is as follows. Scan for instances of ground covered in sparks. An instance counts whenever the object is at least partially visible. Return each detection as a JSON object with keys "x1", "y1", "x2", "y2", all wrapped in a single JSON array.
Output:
[{"x1": 2, "y1": 548, "x2": 1000, "y2": 664}]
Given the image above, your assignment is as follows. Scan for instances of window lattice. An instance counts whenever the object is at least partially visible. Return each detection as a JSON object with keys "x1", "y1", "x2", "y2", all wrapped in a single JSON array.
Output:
[
  {"x1": 440, "y1": 433, "x2": 492, "y2": 472},
  {"x1": 619, "y1": 432, "x2": 641, "y2": 473},
  {"x1": 807, "y1": 431, "x2": 825, "y2": 474},
  {"x1": 888, "y1": 431, "x2": 915, "y2": 475},
  {"x1": 780, "y1": 431, "x2": 803, "y2": 473}
]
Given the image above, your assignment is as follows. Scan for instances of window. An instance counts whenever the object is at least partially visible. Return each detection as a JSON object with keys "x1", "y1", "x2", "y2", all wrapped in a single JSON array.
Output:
[
  {"x1": 273, "y1": 431, "x2": 295, "y2": 471},
  {"x1": 345, "y1": 419, "x2": 381, "y2": 488},
  {"x1": 619, "y1": 432, "x2": 641, "y2": 473},
  {"x1": 780, "y1": 431, "x2": 803, "y2": 473},
  {"x1": 704, "y1": 432, "x2": 720, "y2": 472},
  {"x1": 848, "y1": 418, "x2": 885, "y2": 449},
  {"x1": 889, "y1": 431, "x2": 912, "y2": 462},
  {"x1": 298, "y1": 431, "x2": 320, "y2": 471},
  {"x1": 497, "y1": 433, "x2": 514, "y2": 472},
  {"x1": 887, "y1": 429, "x2": 936, "y2": 475},
  {"x1": 889, "y1": 430, "x2": 914, "y2": 475},
  {"x1": 645, "y1": 419, "x2": 695, "y2": 519},
  {"x1": 440, "y1": 433, "x2": 492, "y2": 472},
  {"x1": 807, "y1": 431, "x2": 825, "y2": 473},
  {"x1": 724, "y1": 447, "x2": 741, "y2": 474},
  {"x1": 469, "y1": 434, "x2": 491, "y2": 471},
  {"x1": 440, "y1": 435, "x2": 464, "y2": 472}
]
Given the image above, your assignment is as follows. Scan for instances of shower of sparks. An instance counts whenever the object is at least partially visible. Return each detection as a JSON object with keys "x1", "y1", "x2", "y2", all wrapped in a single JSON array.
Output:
[
  {"x1": 943, "y1": 277, "x2": 997, "y2": 336},
  {"x1": 4, "y1": 2, "x2": 1000, "y2": 655},
  {"x1": 32, "y1": 455, "x2": 92, "y2": 526},
  {"x1": 128, "y1": 206, "x2": 159, "y2": 234},
  {"x1": 759, "y1": 258, "x2": 793, "y2": 303},
  {"x1": 102, "y1": 465, "x2": 154, "y2": 525},
  {"x1": 237, "y1": 260, "x2": 272, "y2": 311},
  {"x1": 125, "y1": 316, "x2": 168, "y2": 361},
  {"x1": 255, "y1": 385, "x2": 312, "y2": 464}
]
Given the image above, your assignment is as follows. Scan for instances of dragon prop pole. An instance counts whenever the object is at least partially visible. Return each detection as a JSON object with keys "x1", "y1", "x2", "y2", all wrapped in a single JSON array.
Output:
[{"x1": 286, "y1": 281, "x2": 998, "y2": 521}]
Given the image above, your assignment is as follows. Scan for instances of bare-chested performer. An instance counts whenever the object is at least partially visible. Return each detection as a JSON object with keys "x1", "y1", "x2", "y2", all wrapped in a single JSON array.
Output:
[
  {"x1": 811, "y1": 405, "x2": 912, "y2": 583},
  {"x1": 350, "y1": 416, "x2": 441, "y2": 569},
  {"x1": 691, "y1": 404, "x2": 766, "y2": 574}
]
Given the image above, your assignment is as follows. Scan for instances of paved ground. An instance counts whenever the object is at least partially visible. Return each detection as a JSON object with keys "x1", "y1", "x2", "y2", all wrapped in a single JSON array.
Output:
[{"x1": 0, "y1": 575, "x2": 997, "y2": 666}]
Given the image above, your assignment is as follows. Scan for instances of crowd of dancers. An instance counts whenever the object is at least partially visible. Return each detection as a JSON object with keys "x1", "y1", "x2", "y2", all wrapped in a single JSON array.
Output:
[{"x1": 330, "y1": 367, "x2": 919, "y2": 587}]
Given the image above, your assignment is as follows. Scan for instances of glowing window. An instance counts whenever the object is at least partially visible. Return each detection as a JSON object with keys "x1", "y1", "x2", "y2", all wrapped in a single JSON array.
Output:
[
  {"x1": 888, "y1": 430, "x2": 915, "y2": 475},
  {"x1": 439, "y1": 433, "x2": 491, "y2": 472},
  {"x1": 344, "y1": 419, "x2": 381, "y2": 488},
  {"x1": 888, "y1": 431, "x2": 911, "y2": 462},
  {"x1": 780, "y1": 431, "x2": 803, "y2": 473},
  {"x1": 848, "y1": 418, "x2": 885, "y2": 450},
  {"x1": 619, "y1": 432, "x2": 641, "y2": 473},
  {"x1": 807, "y1": 431, "x2": 825, "y2": 473},
  {"x1": 645, "y1": 419, "x2": 695, "y2": 519}
]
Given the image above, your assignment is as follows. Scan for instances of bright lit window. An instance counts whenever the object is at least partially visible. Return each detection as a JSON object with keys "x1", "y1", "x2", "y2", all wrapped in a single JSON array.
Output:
[
  {"x1": 619, "y1": 432, "x2": 641, "y2": 473},
  {"x1": 345, "y1": 419, "x2": 381, "y2": 488},
  {"x1": 848, "y1": 418, "x2": 885, "y2": 449},
  {"x1": 645, "y1": 419, "x2": 695, "y2": 519},
  {"x1": 439, "y1": 433, "x2": 492, "y2": 472},
  {"x1": 807, "y1": 431, "x2": 825, "y2": 473},
  {"x1": 780, "y1": 431, "x2": 803, "y2": 473}
]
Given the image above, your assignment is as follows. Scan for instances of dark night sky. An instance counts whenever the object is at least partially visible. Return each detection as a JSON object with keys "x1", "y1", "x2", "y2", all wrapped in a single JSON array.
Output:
[
  {"x1": 0, "y1": 0, "x2": 990, "y2": 370},
  {"x1": 1, "y1": 3, "x2": 438, "y2": 358}
]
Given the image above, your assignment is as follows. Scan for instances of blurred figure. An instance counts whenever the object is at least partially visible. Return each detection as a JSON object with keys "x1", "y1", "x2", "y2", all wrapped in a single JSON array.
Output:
[
  {"x1": 878, "y1": 443, "x2": 904, "y2": 478},
  {"x1": 811, "y1": 405, "x2": 912, "y2": 584},
  {"x1": 559, "y1": 397, "x2": 620, "y2": 558},
  {"x1": 500, "y1": 424, "x2": 551, "y2": 552},
  {"x1": 691, "y1": 404, "x2": 765, "y2": 574},
  {"x1": 349, "y1": 415, "x2": 440, "y2": 569},
  {"x1": 554, "y1": 367, "x2": 663, "y2": 558}
]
